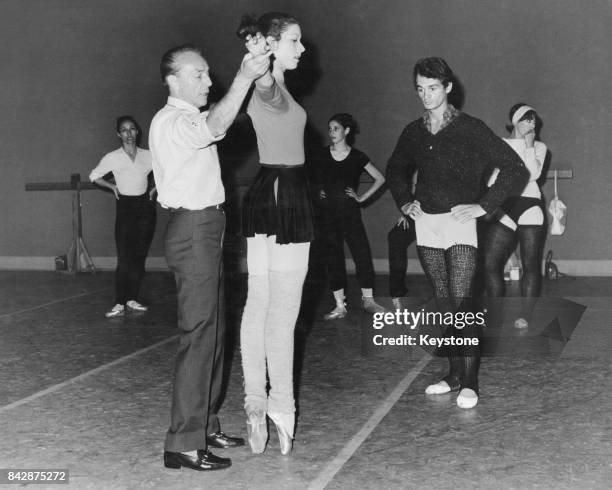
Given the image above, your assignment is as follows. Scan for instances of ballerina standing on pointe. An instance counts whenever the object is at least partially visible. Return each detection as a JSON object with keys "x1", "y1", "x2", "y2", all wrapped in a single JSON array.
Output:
[{"x1": 237, "y1": 11, "x2": 314, "y2": 455}]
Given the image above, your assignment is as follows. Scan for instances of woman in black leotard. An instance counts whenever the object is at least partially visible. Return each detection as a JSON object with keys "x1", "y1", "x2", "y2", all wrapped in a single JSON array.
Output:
[{"x1": 314, "y1": 113, "x2": 386, "y2": 319}]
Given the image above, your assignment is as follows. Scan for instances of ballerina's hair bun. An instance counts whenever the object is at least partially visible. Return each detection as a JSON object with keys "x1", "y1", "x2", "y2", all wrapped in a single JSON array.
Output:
[
  {"x1": 237, "y1": 15, "x2": 259, "y2": 40},
  {"x1": 237, "y1": 12, "x2": 298, "y2": 41}
]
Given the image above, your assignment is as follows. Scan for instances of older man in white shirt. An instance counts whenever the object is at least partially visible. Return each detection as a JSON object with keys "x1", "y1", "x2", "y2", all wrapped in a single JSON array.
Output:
[{"x1": 150, "y1": 44, "x2": 270, "y2": 472}]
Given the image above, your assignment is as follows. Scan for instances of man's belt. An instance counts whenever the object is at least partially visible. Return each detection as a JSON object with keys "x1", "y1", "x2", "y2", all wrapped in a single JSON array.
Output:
[{"x1": 168, "y1": 203, "x2": 224, "y2": 213}]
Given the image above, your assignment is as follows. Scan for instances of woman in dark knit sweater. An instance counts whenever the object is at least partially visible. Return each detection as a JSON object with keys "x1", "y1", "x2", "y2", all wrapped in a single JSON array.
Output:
[
  {"x1": 386, "y1": 57, "x2": 528, "y2": 409},
  {"x1": 314, "y1": 113, "x2": 386, "y2": 319}
]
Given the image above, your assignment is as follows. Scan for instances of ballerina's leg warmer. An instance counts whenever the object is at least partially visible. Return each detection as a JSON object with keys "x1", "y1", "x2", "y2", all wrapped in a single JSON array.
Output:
[
  {"x1": 240, "y1": 274, "x2": 270, "y2": 412},
  {"x1": 265, "y1": 269, "x2": 307, "y2": 417}
]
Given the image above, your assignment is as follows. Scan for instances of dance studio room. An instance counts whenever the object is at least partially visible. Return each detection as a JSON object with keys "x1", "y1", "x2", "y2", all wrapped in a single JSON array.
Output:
[{"x1": 1, "y1": 0, "x2": 610, "y2": 488}]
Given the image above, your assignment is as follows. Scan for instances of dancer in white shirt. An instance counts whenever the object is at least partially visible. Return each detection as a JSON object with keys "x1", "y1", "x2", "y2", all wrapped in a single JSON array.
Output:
[{"x1": 89, "y1": 116, "x2": 156, "y2": 318}]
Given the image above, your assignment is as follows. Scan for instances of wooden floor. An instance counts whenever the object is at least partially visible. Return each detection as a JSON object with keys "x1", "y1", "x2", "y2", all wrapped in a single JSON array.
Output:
[{"x1": 0, "y1": 267, "x2": 610, "y2": 489}]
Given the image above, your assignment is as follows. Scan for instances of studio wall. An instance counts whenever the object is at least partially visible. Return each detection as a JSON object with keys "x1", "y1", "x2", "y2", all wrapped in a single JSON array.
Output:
[{"x1": 1, "y1": 0, "x2": 610, "y2": 271}]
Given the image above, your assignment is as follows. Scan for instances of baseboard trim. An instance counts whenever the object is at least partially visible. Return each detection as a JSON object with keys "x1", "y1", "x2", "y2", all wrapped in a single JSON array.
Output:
[
  {"x1": 0, "y1": 256, "x2": 170, "y2": 271},
  {"x1": 368, "y1": 259, "x2": 612, "y2": 277},
  {"x1": 1, "y1": 257, "x2": 612, "y2": 277}
]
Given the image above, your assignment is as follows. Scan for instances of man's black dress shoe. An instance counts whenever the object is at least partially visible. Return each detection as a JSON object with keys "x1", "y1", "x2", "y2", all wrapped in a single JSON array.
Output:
[
  {"x1": 163, "y1": 449, "x2": 231, "y2": 471},
  {"x1": 206, "y1": 431, "x2": 246, "y2": 449}
]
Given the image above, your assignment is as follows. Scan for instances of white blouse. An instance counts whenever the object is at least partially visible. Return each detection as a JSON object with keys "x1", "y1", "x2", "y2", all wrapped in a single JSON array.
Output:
[{"x1": 89, "y1": 147, "x2": 152, "y2": 196}]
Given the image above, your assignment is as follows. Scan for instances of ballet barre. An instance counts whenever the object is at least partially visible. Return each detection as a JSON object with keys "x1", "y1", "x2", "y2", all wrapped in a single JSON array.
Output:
[
  {"x1": 353, "y1": 169, "x2": 573, "y2": 184},
  {"x1": 544, "y1": 169, "x2": 572, "y2": 179},
  {"x1": 25, "y1": 173, "x2": 96, "y2": 273},
  {"x1": 25, "y1": 167, "x2": 572, "y2": 274}
]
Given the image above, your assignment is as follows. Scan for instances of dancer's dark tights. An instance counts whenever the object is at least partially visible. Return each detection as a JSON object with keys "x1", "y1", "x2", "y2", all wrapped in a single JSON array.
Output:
[
  {"x1": 417, "y1": 244, "x2": 479, "y2": 392},
  {"x1": 484, "y1": 222, "x2": 545, "y2": 322}
]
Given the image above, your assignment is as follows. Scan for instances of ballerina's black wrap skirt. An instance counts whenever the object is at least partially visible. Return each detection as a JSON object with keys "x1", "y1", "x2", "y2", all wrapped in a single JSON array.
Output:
[{"x1": 242, "y1": 164, "x2": 315, "y2": 245}]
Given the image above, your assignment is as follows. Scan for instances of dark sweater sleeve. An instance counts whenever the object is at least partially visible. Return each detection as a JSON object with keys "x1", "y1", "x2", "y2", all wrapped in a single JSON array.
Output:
[
  {"x1": 386, "y1": 126, "x2": 418, "y2": 211},
  {"x1": 474, "y1": 121, "x2": 529, "y2": 214}
]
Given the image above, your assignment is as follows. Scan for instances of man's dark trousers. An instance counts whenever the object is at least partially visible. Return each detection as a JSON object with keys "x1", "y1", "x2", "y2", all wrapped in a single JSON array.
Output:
[{"x1": 163, "y1": 207, "x2": 225, "y2": 452}]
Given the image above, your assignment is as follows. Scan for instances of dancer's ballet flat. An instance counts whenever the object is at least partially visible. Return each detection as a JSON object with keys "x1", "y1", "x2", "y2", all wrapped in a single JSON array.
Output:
[
  {"x1": 456, "y1": 388, "x2": 478, "y2": 409},
  {"x1": 268, "y1": 412, "x2": 294, "y2": 455},
  {"x1": 426, "y1": 373, "x2": 463, "y2": 394},
  {"x1": 425, "y1": 380, "x2": 452, "y2": 395},
  {"x1": 246, "y1": 409, "x2": 268, "y2": 454}
]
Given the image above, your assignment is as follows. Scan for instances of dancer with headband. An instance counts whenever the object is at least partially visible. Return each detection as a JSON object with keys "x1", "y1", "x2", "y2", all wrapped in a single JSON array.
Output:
[{"x1": 484, "y1": 104, "x2": 548, "y2": 329}]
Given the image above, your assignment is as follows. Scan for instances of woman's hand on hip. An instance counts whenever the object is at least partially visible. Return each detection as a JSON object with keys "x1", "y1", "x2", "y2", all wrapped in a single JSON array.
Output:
[{"x1": 345, "y1": 187, "x2": 360, "y2": 202}]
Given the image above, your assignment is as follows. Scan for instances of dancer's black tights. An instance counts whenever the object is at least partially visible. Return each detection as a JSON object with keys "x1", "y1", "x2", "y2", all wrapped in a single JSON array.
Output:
[
  {"x1": 484, "y1": 222, "x2": 545, "y2": 322},
  {"x1": 417, "y1": 244, "x2": 480, "y2": 392}
]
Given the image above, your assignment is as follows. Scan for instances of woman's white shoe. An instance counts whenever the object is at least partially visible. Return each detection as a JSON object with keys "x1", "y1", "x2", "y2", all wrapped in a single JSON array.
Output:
[
  {"x1": 514, "y1": 317, "x2": 529, "y2": 329},
  {"x1": 126, "y1": 300, "x2": 148, "y2": 312},
  {"x1": 362, "y1": 297, "x2": 387, "y2": 314},
  {"x1": 105, "y1": 304, "x2": 125, "y2": 318},
  {"x1": 324, "y1": 304, "x2": 347, "y2": 320}
]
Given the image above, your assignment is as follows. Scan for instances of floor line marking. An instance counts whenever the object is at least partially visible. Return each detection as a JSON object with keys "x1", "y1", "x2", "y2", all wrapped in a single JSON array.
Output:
[
  {"x1": 0, "y1": 287, "x2": 111, "y2": 320},
  {"x1": 307, "y1": 354, "x2": 431, "y2": 490},
  {"x1": 0, "y1": 334, "x2": 178, "y2": 414}
]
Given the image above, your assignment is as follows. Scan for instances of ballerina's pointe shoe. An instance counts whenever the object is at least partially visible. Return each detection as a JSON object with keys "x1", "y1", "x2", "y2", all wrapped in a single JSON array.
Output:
[
  {"x1": 456, "y1": 388, "x2": 478, "y2": 409},
  {"x1": 514, "y1": 317, "x2": 529, "y2": 329},
  {"x1": 246, "y1": 409, "x2": 268, "y2": 454},
  {"x1": 425, "y1": 380, "x2": 452, "y2": 395},
  {"x1": 268, "y1": 412, "x2": 294, "y2": 456}
]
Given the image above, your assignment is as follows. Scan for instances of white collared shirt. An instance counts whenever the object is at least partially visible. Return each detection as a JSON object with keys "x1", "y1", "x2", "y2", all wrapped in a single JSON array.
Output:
[
  {"x1": 149, "y1": 96, "x2": 225, "y2": 210},
  {"x1": 89, "y1": 147, "x2": 152, "y2": 195}
]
